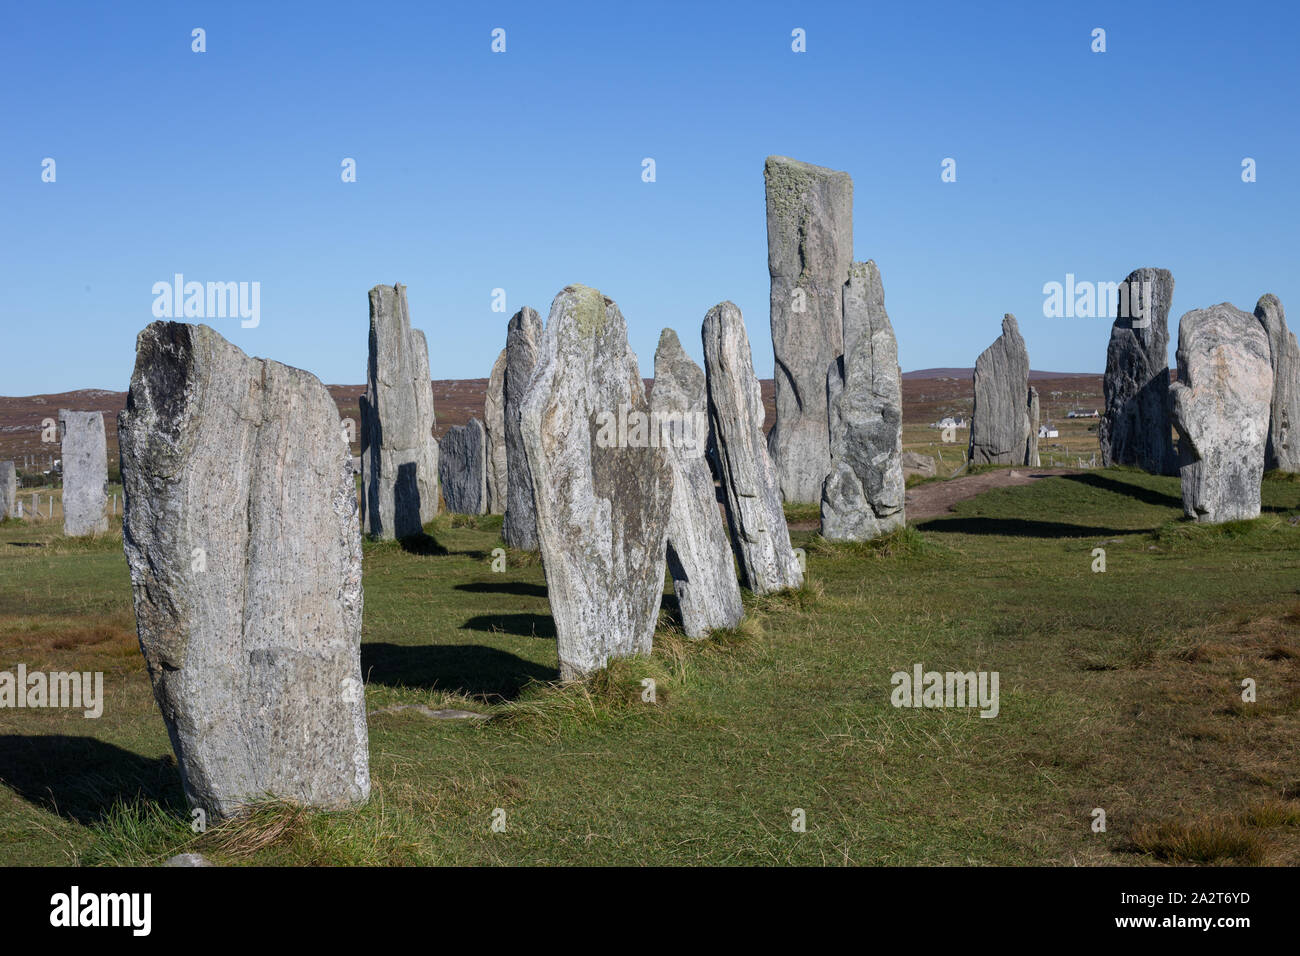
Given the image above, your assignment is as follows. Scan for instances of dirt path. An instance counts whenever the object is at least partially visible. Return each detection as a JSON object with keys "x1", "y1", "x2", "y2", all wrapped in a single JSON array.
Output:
[{"x1": 787, "y1": 468, "x2": 1079, "y2": 530}]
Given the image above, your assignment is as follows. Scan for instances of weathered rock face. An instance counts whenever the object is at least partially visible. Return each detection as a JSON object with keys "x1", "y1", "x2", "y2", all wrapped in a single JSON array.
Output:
[
  {"x1": 408, "y1": 328, "x2": 440, "y2": 525},
  {"x1": 360, "y1": 284, "x2": 439, "y2": 539},
  {"x1": 821, "y1": 261, "x2": 905, "y2": 541},
  {"x1": 1099, "y1": 268, "x2": 1176, "y2": 474},
  {"x1": 58, "y1": 410, "x2": 108, "y2": 536},
  {"x1": 503, "y1": 307, "x2": 543, "y2": 550},
  {"x1": 652, "y1": 328, "x2": 744, "y2": 638},
  {"x1": 118, "y1": 321, "x2": 369, "y2": 819},
  {"x1": 1026, "y1": 387, "x2": 1041, "y2": 467},
  {"x1": 438, "y1": 418, "x2": 488, "y2": 515},
  {"x1": 520, "y1": 286, "x2": 674, "y2": 679},
  {"x1": 901, "y1": 451, "x2": 936, "y2": 479},
  {"x1": 968, "y1": 315, "x2": 1031, "y2": 466},
  {"x1": 0, "y1": 461, "x2": 15, "y2": 519},
  {"x1": 765, "y1": 155, "x2": 853, "y2": 504},
  {"x1": 484, "y1": 348, "x2": 508, "y2": 513},
  {"x1": 1255, "y1": 294, "x2": 1300, "y2": 472},
  {"x1": 1169, "y1": 304, "x2": 1274, "y2": 523},
  {"x1": 702, "y1": 301, "x2": 804, "y2": 595}
]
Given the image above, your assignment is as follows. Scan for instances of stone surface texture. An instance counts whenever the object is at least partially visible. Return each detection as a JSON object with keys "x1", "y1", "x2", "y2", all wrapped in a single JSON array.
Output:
[{"x1": 59, "y1": 409, "x2": 108, "y2": 536}]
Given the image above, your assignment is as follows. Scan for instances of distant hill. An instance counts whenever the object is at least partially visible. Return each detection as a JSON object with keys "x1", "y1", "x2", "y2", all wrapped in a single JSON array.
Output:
[{"x1": 902, "y1": 367, "x2": 1103, "y2": 381}]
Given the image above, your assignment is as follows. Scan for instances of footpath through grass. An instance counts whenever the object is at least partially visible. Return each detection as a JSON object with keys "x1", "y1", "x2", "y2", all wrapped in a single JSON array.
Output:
[{"x1": 0, "y1": 468, "x2": 1298, "y2": 865}]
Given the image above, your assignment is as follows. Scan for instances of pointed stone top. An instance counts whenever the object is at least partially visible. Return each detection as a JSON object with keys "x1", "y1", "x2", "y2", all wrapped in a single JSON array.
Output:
[{"x1": 653, "y1": 327, "x2": 705, "y2": 414}]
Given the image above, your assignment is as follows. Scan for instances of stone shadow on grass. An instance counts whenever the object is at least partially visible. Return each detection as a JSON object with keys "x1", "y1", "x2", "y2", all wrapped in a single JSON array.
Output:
[
  {"x1": 1058, "y1": 472, "x2": 1184, "y2": 509},
  {"x1": 0, "y1": 734, "x2": 184, "y2": 826},
  {"x1": 454, "y1": 581, "x2": 548, "y2": 599},
  {"x1": 459, "y1": 613, "x2": 555, "y2": 639},
  {"x1": 361, "y1": 642, "x2": 555, "y2": 701},
  {"x1": 397, "y1": 532, "x2": 449, "y2": 556},
  {"x1": 915, "y1": 516, "x2": 1148, "y2": 538}
]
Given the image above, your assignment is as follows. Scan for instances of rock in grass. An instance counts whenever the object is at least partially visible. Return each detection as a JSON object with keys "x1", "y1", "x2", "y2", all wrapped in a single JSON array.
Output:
[
  {"x1": 702, "y1": 301, "x2": 804, "y2": 595},
  {"x1": 901, "y1": 452, "x2": 937, "y2": 480},
  {"x1": 164, "y1": 853, "x2": 212, "y2": 867},
  {"x1": 765, "y1": 155, "x2": 853, "y2": 504},
  {"x1": 653, "y1": 328, "x2": 744, "y2": 637},
  {"x1": 0, "y1": 461, "x2": 15, "y2": 519},
  {"x1": 1255, "y1": 294, "x2": 1300, "y2": 472},
  {"x1": 484, "y1": 347, "x2": 508, "y2": 513},
  {"x1": 438, "y1": 418, "x2": 488, "y2": 515},
  {"x1": 58, "y1": 410, "x2": 108, "y2": 536},
  {"x1": 968, "y1": 314, "x2": 1032, "y2": 466},
  {"x1": 503, "y1": 307, "x2": 543, "y2": 550},
  {"x1": 119, "y1": 321, "x2": 369, "y2": 819},
  {"x1": 359, "y1": 283, "x2": 438, "y2": 539},
  {"x1": 820, "y1": 261, "x2": 905, "y2": 541},
  {"x1": 1169, "y1": 303, "x2": 1273, "y2": 523},
  {"x1": 1099, "y1": 268, "x2": 1176, "y2": 475},
  {"x1": 520, "y1": 286, "x2": 674, "y2": 679}
]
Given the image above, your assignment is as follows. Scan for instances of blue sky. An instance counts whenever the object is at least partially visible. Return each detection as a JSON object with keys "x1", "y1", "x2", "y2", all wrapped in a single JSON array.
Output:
[{"x1": 3, "y1": 0, "x2": 1297, "y2": 394}]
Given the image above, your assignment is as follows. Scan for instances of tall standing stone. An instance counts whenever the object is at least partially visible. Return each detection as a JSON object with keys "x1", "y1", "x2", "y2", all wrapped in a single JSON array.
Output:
[
  {"x1": 0, "y1": 461, "x2": 15, "y2": 519},
  {"x1": 765, "y1": 155, "x2": 853, "y2": 504},
  {"x1": 438, "y1": 418, "x2": 488, "y2": 515},
  {"x1": 703, "y1": 301, "x2": 804, "y2": 595},
  {"x1": 484, "y1": 347, "x2": 508, "y2": 513},
  {"x1": 1255, "y1": 294, "x2": 1300, "y2": 472},
  {"x1": 1099, "y1": 268, "x2": 1176, "y2": 474},
  {"x1": 653, "y1": 328, "x2": 744, "y2": 637},
  {"x1": 520, "y1": 286, "x2": 673, "y2": 679},
  {"x1": 408, "y1": 328, "x2": 440, "y2": 524},
  {"x1": 821, "y1": 261, "x2": 905, "y2": 541},
  {"x1": 503, "y1": 306, "x2": 543, "y2": 550},
  {"x1": 1026, "y1": 386, "x2": 1041, "y2": 467},
  {"x1": 359, "y1": 284, "x2": 438, "y2": 539},
  {"x1": 968, "y1": 315, "x2": 1032, "y2": 466},
  {"x1": 118, "y1": 322, "x2": 369, "y2": 819},
  {"x1": 58, "y1": 410, "x2": 107, "y2": 536},
  {"x1": 1169, "y1": 304, "x2": 1273, "y2": 523}
]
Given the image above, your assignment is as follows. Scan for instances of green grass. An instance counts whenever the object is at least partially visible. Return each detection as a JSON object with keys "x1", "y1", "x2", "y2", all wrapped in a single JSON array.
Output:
[{"x1": 2, "y1": 470, "x2": 1299, "y2": 865}]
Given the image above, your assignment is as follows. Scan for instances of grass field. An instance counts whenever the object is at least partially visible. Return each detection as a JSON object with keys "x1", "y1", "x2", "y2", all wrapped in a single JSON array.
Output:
[{"x1": 1, "y1": 469, "x2": 1298, "y2": 866}]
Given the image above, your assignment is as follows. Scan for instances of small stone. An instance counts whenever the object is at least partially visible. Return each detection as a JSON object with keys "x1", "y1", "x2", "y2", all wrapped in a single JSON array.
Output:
[
  {"x1": 58, "y1": 410, "x2": 108, "y2": 536},
  {"x1": 438, "y1": 418, "x2": 488, "y2": 515},
  {"x1": 484, "y1": 348, "x2": 508, "y2": 513},
  {"x1": 653, "y1": 328, "x2": 744, "y2": 638},
  {"x1": 1169, "y1": 303, "x2": 1273, "y2": 523},
  {"x1": 503, "y1": 307, "x2": 543, "y2": 550},
  {"x1": 164, "y1": 853, "x2": 213, "y2": 867},
  {"x1": 0, "y1": 461, "x2": 15, "y2": 519},
  {"x1": 520, "y1": 286, "x2": 674, "y2": 679},
  {"x1": 702, "y1": 301, "x2": 804, "y2": 595}
]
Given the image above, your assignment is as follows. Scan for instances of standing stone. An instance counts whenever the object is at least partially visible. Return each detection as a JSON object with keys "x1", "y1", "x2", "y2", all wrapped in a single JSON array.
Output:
[
  {"x1": 503, "y1": 307, "x2": 543, "y2": 550},
  {"x1": 439, "y1": 419, "x2": 488, "y2": 515},
  {"x1": 765, "y1": 155, "x2": 853, "y2": 504},
  {"x1": 1255, "y1": 294, "x2": 1300, "y2": 472},
  {"x1": 118, "y1": 322, "x2": 369, "y2": 819},
  {"x1": 359, "y1": 284, "x2": 438, "y2": 539},
  {"x1": 484, "y1": 348, "x2": 508, "y2": 513},
  {"x1": 520, "y1": 286, "x2": 674, "y2": 679},
  {"x1": 1169, "y1": 304, "x2": 1273, "y2": 523},
  {"x1": 0, "y1": 461, "x2": 15, "y2": 519},
  {"x1": 703, "y1": 301, "x2": 804, "y2": 595},
  {"x1": 653, "y1": 328, "x2": 744, "y2": 638},
  {"x1": 1099, "y1": 268, "x2": 1176, "y2": 474},
  {"x1": 1026, "y1": 386, "x2": 1041, "y2": 467},
  {"x1": 58, "y1": 410, "x2": 108, "y2": 536},
  {"x1": 821, "y1": 261, "x2": 905, "y2": 540},
  {"x1": 968, "y1": 315, "x2": 1031, "y2": 466},
  {"x1": 408, "y1": 328, "x2": 440, "y2": 525}
]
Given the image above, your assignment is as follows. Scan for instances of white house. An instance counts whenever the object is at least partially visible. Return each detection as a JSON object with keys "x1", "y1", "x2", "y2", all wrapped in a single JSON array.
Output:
[{"x1": 1038, "y1": 424, "x2": 1058, "y2": 439}]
